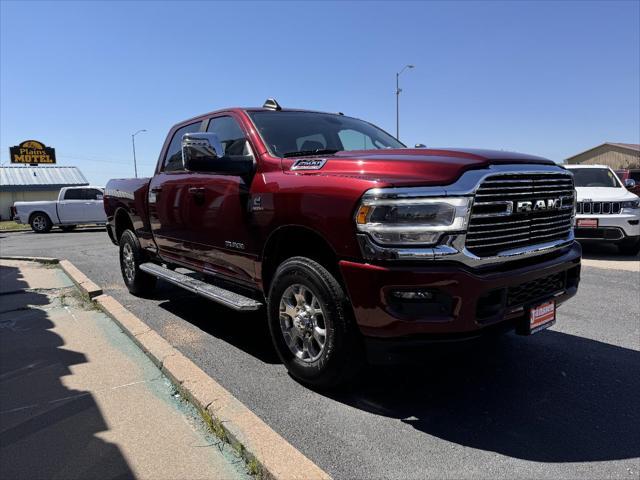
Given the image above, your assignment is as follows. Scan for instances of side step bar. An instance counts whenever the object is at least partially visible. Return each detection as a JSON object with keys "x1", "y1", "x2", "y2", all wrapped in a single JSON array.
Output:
[{"x1": 139, "y1": 263, "x2": 262, "y2": 311}]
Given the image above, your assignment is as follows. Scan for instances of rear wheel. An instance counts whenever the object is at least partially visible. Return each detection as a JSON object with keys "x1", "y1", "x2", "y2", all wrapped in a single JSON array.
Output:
[
  {"x1": 30, "y1": 213, "x2": 52, "y2": 233},
  {"x1": 60, "y1": 225, "x2": 77, "y2": 232},
  {"x1": 119, "y1": 229, "x2": 156, "y2": 295},
  {"x1": 267, "y1": 256, "x2": 364, "y2": 389},
  {"x1": 618, "y1": 236, "x2": 640, "y2": 255}
]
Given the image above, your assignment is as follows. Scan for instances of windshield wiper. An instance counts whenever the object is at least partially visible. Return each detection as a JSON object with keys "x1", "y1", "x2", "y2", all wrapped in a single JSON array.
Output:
[{"x1": 283, "y1": 149, "x2": 340, "y2": 158}]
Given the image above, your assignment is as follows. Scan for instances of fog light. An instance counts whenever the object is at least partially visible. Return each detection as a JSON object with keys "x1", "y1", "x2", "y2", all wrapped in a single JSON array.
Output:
[{"x1": 391, "y1": 289, "x2": 434, "y2": 300}]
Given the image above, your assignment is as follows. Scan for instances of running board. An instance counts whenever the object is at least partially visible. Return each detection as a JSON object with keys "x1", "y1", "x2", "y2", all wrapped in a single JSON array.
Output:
[{"x1": 139, "y1": 263, "x2": 262, "y2": 311}]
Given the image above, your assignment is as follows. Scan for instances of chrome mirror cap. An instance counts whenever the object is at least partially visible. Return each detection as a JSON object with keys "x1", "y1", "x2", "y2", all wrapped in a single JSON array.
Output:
[{"x1": 181, "y1": 132, "x2": 224, "y2": 161}]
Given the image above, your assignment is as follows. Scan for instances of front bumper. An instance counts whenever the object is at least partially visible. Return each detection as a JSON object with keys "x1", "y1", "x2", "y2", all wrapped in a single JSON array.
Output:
[
  {"x1": 574, "y1": 212, "x2": 640, "y2": 241},
  {"x1": 339, "y1": 242, "x2": 581, "y2": 339}
]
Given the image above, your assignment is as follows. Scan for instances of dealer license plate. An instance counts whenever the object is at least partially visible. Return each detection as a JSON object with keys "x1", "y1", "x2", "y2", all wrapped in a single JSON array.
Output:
[
  {"x1": 528, "y1": 300, "x2": 556, "y2": 334},
  {"x1": 577, "y1": 218, "x2": 598, "y2": 228}
]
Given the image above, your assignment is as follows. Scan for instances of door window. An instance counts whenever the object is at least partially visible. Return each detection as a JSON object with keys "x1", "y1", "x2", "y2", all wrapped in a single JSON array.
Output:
[
  {"x1": 63, "y1": 189, "x2": 84, "y2": 200},
  {"x1": 164, "y1": 122, "x2": 202, "y2": 172},
  {"x1": 207, "y1": 116, "x2": 252, "y2": 158}
]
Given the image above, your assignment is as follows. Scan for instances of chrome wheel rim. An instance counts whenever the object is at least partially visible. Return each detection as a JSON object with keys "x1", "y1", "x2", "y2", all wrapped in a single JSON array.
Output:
[
  {"x1": 122, "y1": 243, "x2": 135, "y2": 283},
  {"x1": 32, "y1": 215, "x2": 46, "y2": 231},
  {"x1": 279, "y1": 284, "x2": 327, "y2": 362}
]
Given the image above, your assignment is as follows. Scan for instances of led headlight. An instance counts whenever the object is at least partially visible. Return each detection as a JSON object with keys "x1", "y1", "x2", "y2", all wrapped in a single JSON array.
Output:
[
  {"x1": 621, "y1": 199, "x2": 640, "y2": 210},
  {"x1": 355, "y1": 196, "x2": 471, "y2": 246}
]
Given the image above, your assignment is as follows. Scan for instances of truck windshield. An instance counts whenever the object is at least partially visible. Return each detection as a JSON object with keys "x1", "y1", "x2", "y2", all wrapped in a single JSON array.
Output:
[
  {"x1": 247, "y1": 111, "x2": 405, "y2": 158},
  {"x1": 571, "y1": 168, "x2": 621, "y2": 188}
]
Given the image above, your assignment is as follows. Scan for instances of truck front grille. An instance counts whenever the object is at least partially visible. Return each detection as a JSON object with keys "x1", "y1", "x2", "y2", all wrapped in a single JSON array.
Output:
[
  {"x1": 576, "y1": 201, "x2": 621, "y2": 215},
  {"x1": 466, "y1": 173, "x2": 575, "y2": 257}
]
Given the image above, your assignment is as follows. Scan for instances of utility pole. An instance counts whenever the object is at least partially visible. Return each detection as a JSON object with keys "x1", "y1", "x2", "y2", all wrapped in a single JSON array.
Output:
[
  {"x1": 396, "y1": 64, "x2": 415, "y2": 141},
  {"x1": 131, "y1": 129, "x2": 146, "y2": 178}
]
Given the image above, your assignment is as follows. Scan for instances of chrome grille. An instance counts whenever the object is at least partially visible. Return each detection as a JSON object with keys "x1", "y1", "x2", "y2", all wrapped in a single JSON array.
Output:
[
  {"x1": 576, "y1": 201, "x2": 621, "y2": 215},
  {"x1": 466, "y1": 173, "x2": 575, "y2": 257}
]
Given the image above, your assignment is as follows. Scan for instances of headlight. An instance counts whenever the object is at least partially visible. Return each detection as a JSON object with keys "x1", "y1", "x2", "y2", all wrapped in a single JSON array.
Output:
[
  {"x1": 621, "y1": 199, "x2": 640, "y2": 209},
  {"x1": 355, "y1": 196, "x2": 471, "y2": 246}
]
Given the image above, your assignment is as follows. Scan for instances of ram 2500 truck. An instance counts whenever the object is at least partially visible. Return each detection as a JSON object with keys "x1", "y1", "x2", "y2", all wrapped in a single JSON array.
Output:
[
  {"x1": 13, "y1": 186, "x2": 107, "y2": 233},
  {"x1": 104, "y1": 99, "x2": 581, "y2": 388}
]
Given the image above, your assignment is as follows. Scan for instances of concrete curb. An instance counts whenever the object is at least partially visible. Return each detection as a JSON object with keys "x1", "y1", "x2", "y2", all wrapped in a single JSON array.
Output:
[
  {"x1": 58, "y1": 260, "x2": 103, "y2": 298},
  {"x1": 0, "y1": 255, "x2": 59, "y2": 264},
  {"x1": 94, "y1": 293, "x2": 331, "y2": 480},
  {"x1": 16, "y1": 256, "x2": 331, "y2": 480}
]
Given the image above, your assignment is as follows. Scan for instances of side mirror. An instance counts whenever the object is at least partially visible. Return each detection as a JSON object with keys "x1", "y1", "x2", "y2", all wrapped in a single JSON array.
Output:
[
  {"x1": 182, "y1": 132, "x2": 224, "y2": 172},
  {"x1": 182, "y1": 132, "x2": 254, "y2": 176},
  {"x1": 415, "y1": 143, "x2": 427, "y2": 148},
  {"x1": 625, "y1": 178, "x2": 637, "y2": 189}
]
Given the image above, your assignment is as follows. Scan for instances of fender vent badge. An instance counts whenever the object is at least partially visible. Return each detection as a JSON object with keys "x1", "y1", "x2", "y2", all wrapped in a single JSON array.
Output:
[{"x1": 291, "y1": 158, "x2": 327, "y2": 171}]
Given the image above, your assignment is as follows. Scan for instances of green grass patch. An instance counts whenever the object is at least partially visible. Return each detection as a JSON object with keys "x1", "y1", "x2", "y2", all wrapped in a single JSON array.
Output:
[{"x1": 0, "y1": 221, "x2": 30, "y2": 232}]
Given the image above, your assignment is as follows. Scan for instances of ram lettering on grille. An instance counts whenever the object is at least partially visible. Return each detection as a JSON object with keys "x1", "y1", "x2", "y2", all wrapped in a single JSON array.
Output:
[{"x1": 466, "y1": 173, "x2": 575, "y2": 257}]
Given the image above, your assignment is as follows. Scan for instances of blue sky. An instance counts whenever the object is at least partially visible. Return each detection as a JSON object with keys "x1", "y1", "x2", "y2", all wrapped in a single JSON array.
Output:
[{"x1": 1, "y1": 0, "x2": 639, "y2": 186}]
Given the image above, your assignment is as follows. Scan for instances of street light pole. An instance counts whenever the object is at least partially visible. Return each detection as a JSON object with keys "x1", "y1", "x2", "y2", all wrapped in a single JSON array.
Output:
[
  {"x1": 395, "y1": 64, "x2": 414, "y2": 141},
  {"x1": 131, "y1": 129, "x2": 146, "y2": 178}
]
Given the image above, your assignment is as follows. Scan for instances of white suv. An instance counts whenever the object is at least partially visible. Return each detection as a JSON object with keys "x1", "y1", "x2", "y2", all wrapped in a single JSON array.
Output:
[{"x1": 565, "y1": 164, "x2": 640, "y2": 255}]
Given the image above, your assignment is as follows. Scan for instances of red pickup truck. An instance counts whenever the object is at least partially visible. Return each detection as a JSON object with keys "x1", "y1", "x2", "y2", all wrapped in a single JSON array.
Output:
[{"x1": 105, "y1": 99, "x2": 581, "y2": 388}]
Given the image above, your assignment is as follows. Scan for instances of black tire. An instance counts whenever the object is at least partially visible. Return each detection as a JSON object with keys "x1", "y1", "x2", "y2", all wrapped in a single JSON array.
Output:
[
  {"x1": 267, "y1": 256, "x2": 364, "y2": 389},
  {"x1": 60, "y1": 225, "x2": 77, "y2": 232},
  {"x1": 119, "y1": 229, "x2": 156, "y2": 295},
  {"x1": 30, "y1": 212, "x2": 52, "y2": 233},
  {"x1": 618, "y1": 236, "x2": 640, "y2": 255}
]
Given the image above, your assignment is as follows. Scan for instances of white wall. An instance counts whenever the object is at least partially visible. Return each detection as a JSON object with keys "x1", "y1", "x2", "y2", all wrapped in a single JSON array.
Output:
[{"x1": 0, "y1": 190, "x2": 60, "y2": 220}]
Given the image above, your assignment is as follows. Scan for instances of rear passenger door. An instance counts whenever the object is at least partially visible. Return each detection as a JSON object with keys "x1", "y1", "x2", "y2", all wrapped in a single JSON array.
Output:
[{"x1": 148, "y1": 121, "x2": 204, "y2": 259}]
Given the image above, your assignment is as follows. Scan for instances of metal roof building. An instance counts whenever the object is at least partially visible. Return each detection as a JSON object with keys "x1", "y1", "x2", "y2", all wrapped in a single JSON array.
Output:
[
  {"x1": 566, "y1": 142, "x2": 640, "y2": 169},
  {"x1": 0, "y1": 165, "x2": 89, "y2": 220},
  {"x1": 0, "y1": 165, "x2": 88, "y2": 190}
]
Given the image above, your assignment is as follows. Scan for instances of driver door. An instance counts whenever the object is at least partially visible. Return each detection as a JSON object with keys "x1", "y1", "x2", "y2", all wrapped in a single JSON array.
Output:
[{"x1": 184, "y1": 115, "x2": 258, "y2": 284}]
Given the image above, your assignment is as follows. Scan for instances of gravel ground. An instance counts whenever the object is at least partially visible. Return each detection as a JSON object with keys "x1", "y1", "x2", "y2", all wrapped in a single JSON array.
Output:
[{"x1": 1, "y1": 228, "x2": 638, "y2": 479}]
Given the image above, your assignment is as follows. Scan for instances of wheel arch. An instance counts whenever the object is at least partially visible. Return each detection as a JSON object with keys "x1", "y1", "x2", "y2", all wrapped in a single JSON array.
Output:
[
  {"x1": 261, "y1": 225, "x2": 343, "y2": 294},
  {"x1": 114, "y1": 207, "x2": 135, "y2": 243},
  {"x1": 28, "y1": 210, "x2": 52, "y2": 224}
]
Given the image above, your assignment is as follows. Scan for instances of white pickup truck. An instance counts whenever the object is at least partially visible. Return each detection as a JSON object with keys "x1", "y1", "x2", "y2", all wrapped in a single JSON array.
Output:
[{"x1": 12, "y1": 186, "x2": 107, "y2": 233}]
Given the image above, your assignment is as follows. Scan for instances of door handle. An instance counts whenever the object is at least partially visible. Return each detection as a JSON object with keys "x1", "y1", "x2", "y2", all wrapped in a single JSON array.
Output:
[
  {"x1": 188, "y1": 187, "x2": 205, "y2": 196},
  {"x1": 151, "y1": 187, "x2": 163, "y2": 193}
]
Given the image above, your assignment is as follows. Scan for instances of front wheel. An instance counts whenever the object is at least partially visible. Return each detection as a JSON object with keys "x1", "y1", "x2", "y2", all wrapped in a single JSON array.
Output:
[
  {"x1": 267, "y1": 257, "x2": 364, "y2": 389},
  {"x1": 30, "y1": 213, "x2": 52, "y2": 233},
  {"x1": 119, "y1": 229, "x2": 156, "y2": 295}
]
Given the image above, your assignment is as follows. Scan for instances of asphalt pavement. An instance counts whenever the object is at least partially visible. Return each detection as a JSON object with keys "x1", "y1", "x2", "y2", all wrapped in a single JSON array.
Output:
[{"x1": 1, "y1": 227, "x2": 638, "y2": 479}]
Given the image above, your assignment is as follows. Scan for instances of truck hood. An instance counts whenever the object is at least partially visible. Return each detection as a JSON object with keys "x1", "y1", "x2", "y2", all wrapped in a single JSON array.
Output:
[
  {"x1": 285, "y1": 147, "x2": 556, "y2": 187},
  {"x1": 574, "y1": 186, "x2": 639, "y2": 202}
]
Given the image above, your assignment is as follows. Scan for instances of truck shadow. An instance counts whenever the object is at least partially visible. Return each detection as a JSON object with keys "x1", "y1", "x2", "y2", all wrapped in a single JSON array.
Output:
[
  {"x1": 329, "y1": 330, "x2": 640, "y2": 463},
  {"x1": 580, "y1": 241, "x2": 639, "y2": 260},
  {"x1": 154, "y1": 282, "x2": 280, "y2": 364},
  {"x1": 0, "y1": 265, "x2": 133, "y2": 479}
]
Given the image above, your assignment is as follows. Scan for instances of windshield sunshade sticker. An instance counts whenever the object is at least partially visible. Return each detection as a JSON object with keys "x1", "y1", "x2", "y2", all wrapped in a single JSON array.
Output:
[{"x1": 291, "y1": 159, "x2": 327, "y2": 171}]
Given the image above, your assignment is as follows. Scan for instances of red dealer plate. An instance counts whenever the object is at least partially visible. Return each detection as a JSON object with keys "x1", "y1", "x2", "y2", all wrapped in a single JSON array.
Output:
[
  {"x1": 577, "y1": 218, "x2": 598, "y2": 228},
  {"x1": 528, "y1": 300, "x2": 556, "y2": 334}
]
